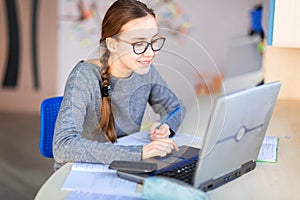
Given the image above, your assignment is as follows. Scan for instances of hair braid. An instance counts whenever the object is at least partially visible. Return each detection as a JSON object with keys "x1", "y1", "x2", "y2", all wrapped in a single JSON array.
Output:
[{"x1": 99, "y1": 44, "x2": 117, "y2": 143}]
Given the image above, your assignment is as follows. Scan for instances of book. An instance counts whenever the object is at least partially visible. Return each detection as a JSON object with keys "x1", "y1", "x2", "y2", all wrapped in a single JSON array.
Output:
[{"x1": 257, "y1": 136, "x2": 279, "y2": 163}]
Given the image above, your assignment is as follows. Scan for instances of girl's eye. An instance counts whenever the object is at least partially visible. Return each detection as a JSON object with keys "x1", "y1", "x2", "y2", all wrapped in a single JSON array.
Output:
[{"x1": 134, "y1": 42, "x2": 145, "y2": 47}]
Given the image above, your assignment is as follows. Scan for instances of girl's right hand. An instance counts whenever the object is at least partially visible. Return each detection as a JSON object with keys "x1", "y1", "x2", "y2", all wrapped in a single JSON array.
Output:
[
  {"x1": 148, "y1": 122, "x2": 171, "y2": 141},
  {"x1": 142, "y1": 138, "x2": 179, "y2": 160}
]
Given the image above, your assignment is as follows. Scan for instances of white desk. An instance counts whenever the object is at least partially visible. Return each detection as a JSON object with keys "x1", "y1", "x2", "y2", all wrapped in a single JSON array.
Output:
[{"x1": 35, "y1": 99, "x2": 300, "y2": 200}]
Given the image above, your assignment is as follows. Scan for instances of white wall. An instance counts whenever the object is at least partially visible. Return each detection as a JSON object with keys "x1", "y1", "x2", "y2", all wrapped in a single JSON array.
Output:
[{"x1": 56, "y1": 0, "x2": 262, "y2": 108}]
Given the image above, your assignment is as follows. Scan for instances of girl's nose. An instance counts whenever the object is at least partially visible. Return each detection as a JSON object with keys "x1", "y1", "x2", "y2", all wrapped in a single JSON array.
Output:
[{"x1": 143, "y1": 46, "x2": 155, "y2": 57}]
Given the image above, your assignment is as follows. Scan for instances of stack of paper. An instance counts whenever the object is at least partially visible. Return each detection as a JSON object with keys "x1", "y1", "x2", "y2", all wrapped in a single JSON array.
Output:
[{"x1": 62, "y1": 163, "x2": 142, "y2": 199}]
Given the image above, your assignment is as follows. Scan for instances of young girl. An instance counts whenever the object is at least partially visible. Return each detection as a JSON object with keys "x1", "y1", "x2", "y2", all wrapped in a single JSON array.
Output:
[{"x1": 53, "y1": 0, "x2": 184, "y2": 170}]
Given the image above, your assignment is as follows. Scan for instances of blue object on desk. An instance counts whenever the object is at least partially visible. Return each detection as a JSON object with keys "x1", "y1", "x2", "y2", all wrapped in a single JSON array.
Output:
[
  {"x1": 40, "y1": 96, "x2": 63, "y2": 158},
  {"x1": 142, "y1": 177, "x2": 210, "y2": 200},
  {"x1": 157, "y1": 106, "x2": 181, "y2": 128}
]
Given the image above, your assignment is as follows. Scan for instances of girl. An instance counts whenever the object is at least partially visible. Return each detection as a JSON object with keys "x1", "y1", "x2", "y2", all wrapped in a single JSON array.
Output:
[{"x1": 53, "y1": 0, "x2": 184, "y2": 170}]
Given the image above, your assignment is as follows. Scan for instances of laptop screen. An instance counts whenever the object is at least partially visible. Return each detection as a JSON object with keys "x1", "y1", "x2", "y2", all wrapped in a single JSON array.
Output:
[{"x1": 193, "y1": 82, "x2": 281, "y2": 189}]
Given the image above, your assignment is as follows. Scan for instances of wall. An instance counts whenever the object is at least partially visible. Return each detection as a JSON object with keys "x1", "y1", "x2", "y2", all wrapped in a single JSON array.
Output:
[
  {"x1": 0, "y1": 0, "x2": 261, "y2": 113},
  {"x1": 56, "y1": 0, "x2": 261, "y2": 110},
  {"x1": 0, "y1": 0, "x2": 57, "y2": 113}
]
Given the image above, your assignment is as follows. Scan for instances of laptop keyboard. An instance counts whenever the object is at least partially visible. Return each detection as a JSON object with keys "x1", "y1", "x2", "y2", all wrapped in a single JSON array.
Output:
[{"x1": 150, "y1": 158, "x2": 198, "y2": 185}]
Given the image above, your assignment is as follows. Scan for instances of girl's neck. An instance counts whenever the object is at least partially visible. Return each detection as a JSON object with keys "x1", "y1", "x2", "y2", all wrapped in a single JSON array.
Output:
[{"x1": 108, "y1": 55, "x2": 132, "y2": 78}]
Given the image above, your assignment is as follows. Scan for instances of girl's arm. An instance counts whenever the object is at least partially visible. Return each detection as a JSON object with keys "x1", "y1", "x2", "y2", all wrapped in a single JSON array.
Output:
[
  {"x1": 148, "y1": 66, "x2": 185, "y2": 135},
  {"x1": 53, "y1": 63, "x2": 142, "y2": 167}
]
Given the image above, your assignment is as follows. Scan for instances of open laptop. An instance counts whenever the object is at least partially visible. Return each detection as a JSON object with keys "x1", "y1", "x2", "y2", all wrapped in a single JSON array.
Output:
[{"x1": 117, "y1": 81, "x2": 281, "y2": 192}]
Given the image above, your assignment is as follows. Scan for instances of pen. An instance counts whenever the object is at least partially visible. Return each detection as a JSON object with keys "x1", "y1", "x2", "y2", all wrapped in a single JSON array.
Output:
[{"x1": 156, "y1": 106, "x2": 181, "y2": 128}]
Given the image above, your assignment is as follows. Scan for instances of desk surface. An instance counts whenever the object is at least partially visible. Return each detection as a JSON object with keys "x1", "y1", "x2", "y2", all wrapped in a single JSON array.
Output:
[{"x1": 35, "y1": 99, "x2": 300, "y2": 200}]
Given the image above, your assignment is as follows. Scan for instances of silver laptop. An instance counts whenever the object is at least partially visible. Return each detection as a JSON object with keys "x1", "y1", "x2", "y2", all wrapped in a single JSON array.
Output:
[{"x1": 117, "y1": 81, "x2": 281, "y2": 192}]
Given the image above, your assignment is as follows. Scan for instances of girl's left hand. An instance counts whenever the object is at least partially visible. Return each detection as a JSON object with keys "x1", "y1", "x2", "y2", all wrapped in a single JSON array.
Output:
[{"x1": 148, "y1": 122, "x2": 171, "y2": 141}]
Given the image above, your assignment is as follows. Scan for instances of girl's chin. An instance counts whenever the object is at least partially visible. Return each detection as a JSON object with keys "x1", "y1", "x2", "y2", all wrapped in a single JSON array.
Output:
[{"x1": 133, "y1": 66, "x2": 151, "y2": 74}]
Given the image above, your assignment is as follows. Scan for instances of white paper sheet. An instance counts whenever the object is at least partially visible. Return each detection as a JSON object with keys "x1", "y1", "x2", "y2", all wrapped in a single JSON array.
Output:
[
  {"x1": 257, "y1": 136, "x2": 279, "y2": 163},
  {"x1": 61, "y1": 163, "x2": 141, "y2": 198},
  {"x1": 66, "y1": 191, "x2": 143, "y2": 200},
  {"x1": 115, "y1": 130, "x2": 201, "y2": 147}
]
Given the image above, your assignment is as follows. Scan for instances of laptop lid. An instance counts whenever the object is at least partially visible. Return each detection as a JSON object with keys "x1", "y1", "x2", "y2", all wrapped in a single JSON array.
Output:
[{"x1": 193, "y1": 81, "x2": 281, "y2": 190}]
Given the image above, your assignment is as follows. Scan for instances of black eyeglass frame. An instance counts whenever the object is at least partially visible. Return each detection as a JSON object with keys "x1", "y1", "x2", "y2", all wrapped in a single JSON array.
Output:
[{"x1": 117, "y1": 37, "x2": 166, "y2": 55}]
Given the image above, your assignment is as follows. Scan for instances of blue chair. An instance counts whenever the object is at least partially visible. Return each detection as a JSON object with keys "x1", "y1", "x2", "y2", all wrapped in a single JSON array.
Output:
[{"x1": 40, "y1": 96, "x2": 63, "y2": 158}]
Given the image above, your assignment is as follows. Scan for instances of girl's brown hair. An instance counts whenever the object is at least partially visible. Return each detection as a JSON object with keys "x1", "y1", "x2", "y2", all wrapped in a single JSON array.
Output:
[{"x1": 99, "y1": 0, "x2": 155, "y2": 142}]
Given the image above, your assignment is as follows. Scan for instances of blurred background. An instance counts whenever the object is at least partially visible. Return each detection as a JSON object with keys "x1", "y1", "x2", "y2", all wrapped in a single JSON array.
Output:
[{"x1": 0, "y1": 0, "x2": 299, "y2": 199}]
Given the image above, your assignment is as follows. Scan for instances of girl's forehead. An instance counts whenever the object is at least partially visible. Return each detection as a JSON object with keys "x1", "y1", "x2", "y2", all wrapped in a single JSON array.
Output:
[
  {"x1": 118, "y1": 28, "x2": 158, "y2": 40},
  {"x1": 119, "y1": 16, "x2": 158, "y2": 39}
]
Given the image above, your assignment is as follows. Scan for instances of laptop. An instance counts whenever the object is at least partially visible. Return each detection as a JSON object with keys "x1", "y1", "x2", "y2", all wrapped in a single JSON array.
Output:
[{"x1": 117, "y1": 81, "x2": 281, "y2": 192}]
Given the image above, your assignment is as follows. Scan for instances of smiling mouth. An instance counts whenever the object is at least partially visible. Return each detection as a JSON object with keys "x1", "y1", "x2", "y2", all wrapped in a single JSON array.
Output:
[{"x1": 138, "y1": 60, "x2": 152, "y2": 65}]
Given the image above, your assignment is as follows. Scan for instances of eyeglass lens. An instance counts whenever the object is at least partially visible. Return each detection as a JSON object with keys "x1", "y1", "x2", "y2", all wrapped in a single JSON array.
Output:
[{"x1": 133, "y1": 38, "x2": 165, "y2": 55}]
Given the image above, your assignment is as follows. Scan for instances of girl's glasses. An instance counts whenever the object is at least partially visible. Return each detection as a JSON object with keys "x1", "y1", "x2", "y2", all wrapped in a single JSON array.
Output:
[{"x1": 117, "y1": 37, "x2": 166, "y2": 55}]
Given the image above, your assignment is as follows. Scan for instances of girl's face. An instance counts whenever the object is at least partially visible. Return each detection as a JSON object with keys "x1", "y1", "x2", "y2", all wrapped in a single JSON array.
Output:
[{"x1": 109, "y1": 15, "x2": 161, "y2": 77}]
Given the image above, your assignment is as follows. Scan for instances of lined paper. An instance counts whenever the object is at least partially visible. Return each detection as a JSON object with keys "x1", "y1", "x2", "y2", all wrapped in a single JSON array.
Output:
[{"x1": 257, "y1": 136, "x2": 279, "y2": 163}]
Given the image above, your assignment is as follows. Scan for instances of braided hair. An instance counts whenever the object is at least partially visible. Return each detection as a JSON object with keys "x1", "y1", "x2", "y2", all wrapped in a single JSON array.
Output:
[{"x1": 99, "y1": 42, "x2": 115, "y2": 142}]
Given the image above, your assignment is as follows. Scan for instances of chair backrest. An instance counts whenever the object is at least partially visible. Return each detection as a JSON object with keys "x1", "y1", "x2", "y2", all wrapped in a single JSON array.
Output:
[{"x1": 40, "y1": 96, "x2": 63, "y2": 158}]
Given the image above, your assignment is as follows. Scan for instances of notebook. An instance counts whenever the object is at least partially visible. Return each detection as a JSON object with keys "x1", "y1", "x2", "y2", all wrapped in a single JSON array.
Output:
[{"x1": 117, "y1": 81, "x2": 281, "y2": 192}]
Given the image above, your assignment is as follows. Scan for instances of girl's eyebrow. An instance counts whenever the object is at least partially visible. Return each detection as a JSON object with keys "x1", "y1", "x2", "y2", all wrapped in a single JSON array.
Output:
[{"x1": 130, "y1": 33, "x2": 160, "y2": 41}]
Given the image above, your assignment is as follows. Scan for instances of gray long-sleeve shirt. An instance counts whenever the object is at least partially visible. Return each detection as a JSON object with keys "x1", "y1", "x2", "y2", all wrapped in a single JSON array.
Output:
[{"x1": 53, "y1": 61, "x2": 183, "y2": 169}]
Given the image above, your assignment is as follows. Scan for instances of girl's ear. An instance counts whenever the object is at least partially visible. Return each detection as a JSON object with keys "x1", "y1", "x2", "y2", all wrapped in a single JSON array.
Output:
[{"x1": 106, "y1": 37, "x2": 118, "y2": 53}]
